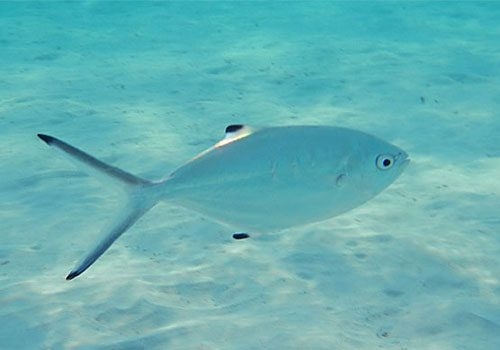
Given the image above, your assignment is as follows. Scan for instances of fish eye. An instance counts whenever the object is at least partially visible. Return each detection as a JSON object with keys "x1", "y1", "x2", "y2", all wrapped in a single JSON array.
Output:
[{"x1": 376, "y1": 154, "x2": 395, "y2": 170}]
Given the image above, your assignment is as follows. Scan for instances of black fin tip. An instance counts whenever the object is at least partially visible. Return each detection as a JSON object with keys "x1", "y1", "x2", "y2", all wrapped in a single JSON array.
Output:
[
  {"x1": 233, "y1": 233, "x2": 250, "y2": 240},
  {"x1": 66, "y1": 270, "x2": 80, "y2": 281},
  {"x1": 225, "y1": 124, "x2": 244, "y2": 133},
  {"x1": 37, "y1": 134, "x2": 55, "y2": 145}
]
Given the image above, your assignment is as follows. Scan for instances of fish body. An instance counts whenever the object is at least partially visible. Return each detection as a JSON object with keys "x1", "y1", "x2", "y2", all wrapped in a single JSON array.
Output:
[
  {"x1": 164, "y1": 126, "x2": 408, "y2": 230},
  {"x1": 38, "y1": 125, "x2": 409, "y2": 279}
]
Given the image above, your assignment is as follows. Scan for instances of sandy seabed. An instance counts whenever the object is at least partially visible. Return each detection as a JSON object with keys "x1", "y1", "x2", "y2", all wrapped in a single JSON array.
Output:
[{"x1": 1, "y1": 2, "x2": 499, "y2": 349}]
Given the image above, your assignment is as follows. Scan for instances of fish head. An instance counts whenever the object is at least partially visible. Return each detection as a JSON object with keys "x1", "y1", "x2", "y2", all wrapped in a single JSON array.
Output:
[{"x1": 343, "y1": 135, "x2": 409, "y2": 198}]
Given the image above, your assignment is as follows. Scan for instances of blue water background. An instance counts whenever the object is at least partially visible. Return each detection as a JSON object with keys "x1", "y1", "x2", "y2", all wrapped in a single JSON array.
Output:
[{"x1": 1, "y1": 2, "x2": 499, "y2": 349}]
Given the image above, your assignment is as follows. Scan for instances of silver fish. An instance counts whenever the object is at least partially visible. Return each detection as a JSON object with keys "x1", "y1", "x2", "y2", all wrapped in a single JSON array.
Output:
[{"x1": 37, "y1": 125, "x2": 409, "y2": 280}]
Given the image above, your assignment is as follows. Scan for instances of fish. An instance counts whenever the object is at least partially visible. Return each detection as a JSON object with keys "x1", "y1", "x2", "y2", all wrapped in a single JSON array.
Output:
[{"x1": 37, "y1": 125, "x2": 409, "y2": 280}]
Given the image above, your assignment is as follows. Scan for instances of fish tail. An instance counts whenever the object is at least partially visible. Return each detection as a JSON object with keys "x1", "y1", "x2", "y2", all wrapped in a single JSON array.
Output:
[{"x1": 37, "y1": 134, "x2": 160, "y2": 280}]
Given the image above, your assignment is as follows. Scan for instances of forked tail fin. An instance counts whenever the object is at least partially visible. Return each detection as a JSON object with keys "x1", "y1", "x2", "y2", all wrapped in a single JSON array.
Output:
[{"x1": 37, "y1": 134, "x2": 159, "y2": 280}]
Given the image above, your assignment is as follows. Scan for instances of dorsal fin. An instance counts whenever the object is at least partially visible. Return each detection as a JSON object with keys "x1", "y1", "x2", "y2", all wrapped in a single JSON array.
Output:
[
  {"x1": 215, "y1": 124, "x2": 253, "y2": 148},
  {"x1": 186, "y1": 125, "x2": 255, "y2": 162}
]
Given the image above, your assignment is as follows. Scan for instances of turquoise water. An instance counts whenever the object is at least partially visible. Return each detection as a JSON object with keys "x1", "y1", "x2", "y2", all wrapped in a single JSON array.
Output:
[{"x1": 1, "y1": 2, "x2": 500, "y2": 349}]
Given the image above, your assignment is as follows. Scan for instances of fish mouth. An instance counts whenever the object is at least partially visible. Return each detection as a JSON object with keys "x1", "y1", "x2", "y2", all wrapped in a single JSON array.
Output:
[{"x1": 397, "y1": 151, "x2": 411, "y2": 169}]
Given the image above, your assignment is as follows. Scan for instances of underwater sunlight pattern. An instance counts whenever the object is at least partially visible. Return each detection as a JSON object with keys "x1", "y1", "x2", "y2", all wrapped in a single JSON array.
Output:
[{"x1": 1, "y1": 2, "x2": 499, "y2": 349}]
